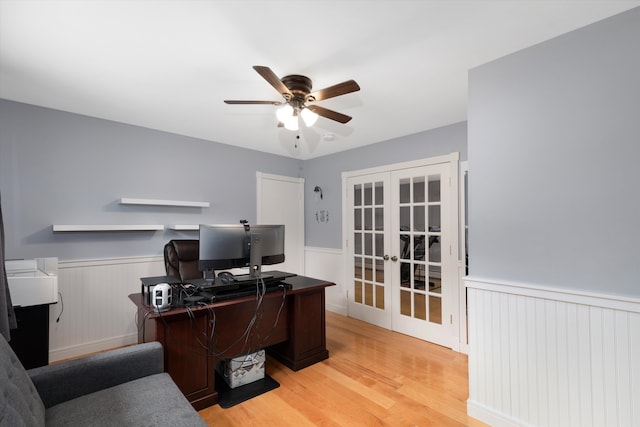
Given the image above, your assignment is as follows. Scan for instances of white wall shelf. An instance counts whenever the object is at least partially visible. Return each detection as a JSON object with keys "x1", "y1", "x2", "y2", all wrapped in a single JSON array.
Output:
[
  {"x1": 119, "y1": 198, "x2": 210, "y2": 208},
  {"x1": 53, "y1": 225, "x2": 165, "y2": 232},
  {"x1": 167, "y1": 225, "x2": 199, "y2": 231}
]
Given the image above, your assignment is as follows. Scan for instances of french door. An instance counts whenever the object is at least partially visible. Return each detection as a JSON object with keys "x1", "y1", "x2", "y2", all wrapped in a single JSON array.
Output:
[
  {"x1": 346, "y1": 156, "x2": 459, "y2": 348},
  {"x1": 347, "y1": 172, "x2": 392, "y2": 329}
]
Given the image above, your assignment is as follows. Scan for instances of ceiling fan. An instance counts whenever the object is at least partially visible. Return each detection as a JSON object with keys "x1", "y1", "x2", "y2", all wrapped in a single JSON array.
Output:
[{"x1": 224, "y1": 66, "x2": 360, "y2": 131}]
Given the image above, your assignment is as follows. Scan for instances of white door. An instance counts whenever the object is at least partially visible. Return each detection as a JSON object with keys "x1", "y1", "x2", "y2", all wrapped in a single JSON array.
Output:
[
  {"x1": 257, "y1": 172, "x2": 305, "y2": 275},
  {"x1": 390, "y1": 163, "x2": 455, "y2": 345},
  {"x1": 345, "y1": 155, "x2": 459, "y2": 348}
]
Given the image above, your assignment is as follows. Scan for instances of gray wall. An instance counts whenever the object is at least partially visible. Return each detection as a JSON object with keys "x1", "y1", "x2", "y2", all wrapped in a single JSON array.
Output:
[
  {"x1": 468, "y1": 7, "x2": 640, "y2": 297},
  {"x1": 0, "y1": 100, "x2": 302, "y2": 260},
  {"x1": 303, "y1": 122, "x2": 467, "y2": 249},
  {"x1": 1, "y1": 100, "x2": 466, "y2": 261}
]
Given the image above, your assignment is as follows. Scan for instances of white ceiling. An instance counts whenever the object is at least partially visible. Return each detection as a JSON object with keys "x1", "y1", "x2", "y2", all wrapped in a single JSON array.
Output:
[{"x1": 1, "y1": 1, "x2": 639, "y2": 159}]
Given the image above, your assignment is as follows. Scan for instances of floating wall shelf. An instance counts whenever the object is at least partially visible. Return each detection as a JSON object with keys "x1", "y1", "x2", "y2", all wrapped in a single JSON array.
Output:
[
  {"x1": 119, "y1": 198, "x2": 210, "y2": 208},
  {"x1": 52, "y1": 225, "x2": 165, "y2": 232},
  {"x1": 167, "y1": 225, "x2": 199, "y2": 231}
]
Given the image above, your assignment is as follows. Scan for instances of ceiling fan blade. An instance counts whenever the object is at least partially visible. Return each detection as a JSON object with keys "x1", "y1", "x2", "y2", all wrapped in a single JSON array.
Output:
[
  {"x1": 253, "y1": 66, "x2": 293, "y2": 100},
  {"x1": 224, "y1": 100, "x2": 282, "y2": 105},
  {"x1": 307, "y1": 80, "x2": 360, "y2": 102},
  {"x1": 307, "y1": 105, "x2": 352, "y2": 124}
]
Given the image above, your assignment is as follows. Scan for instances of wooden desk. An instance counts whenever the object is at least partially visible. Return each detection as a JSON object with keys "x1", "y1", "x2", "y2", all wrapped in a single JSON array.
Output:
[{"x1": 130, "y1": 275, "x2": 334, "y2": 409}]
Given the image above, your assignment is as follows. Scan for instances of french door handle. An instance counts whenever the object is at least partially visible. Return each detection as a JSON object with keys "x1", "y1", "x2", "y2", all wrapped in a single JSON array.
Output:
[
  {"x1": 391, "y1": 256, "x2": 398, "y2": 262},
  {"x1": 383, "y1": 255, "x2": 390, "y2": 261}
]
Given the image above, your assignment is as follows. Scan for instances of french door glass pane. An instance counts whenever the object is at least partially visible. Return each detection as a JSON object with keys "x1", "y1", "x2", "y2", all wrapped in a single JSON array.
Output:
[
  {"x1": 414, "y1": 234, "x2": 425, "y2": 261},
  {"x1": 429, "y1": 236, "x2": 441, "y2": 263},
  {"x1": 375, "y1": 181, "x2": 384, "y2": 205},
  {"x1": 400, "y1": 290, "x2": 411, "y2": 316},
  {"x1": 428, "y1": 175, "x2": 440, "y2": 202},
  {"x1": 375, "y1": 233, "x2": 384, "y2": 257},
  {"x1": 414, "y1": 293, "x2": 426, "y2": 320},
  {"x1": 364, "y1": 258, "x2": 373, "y2": 281},
  {"x1": 400, "y1": 261, "x2": 410, "y2": 288},
  {"x1": 354, "y1": 232, "x2": 362, "y2": 254},
  {"x1": 428, "y1": 205, "x2": 440, "y2": 230},
  {"x1": 414, "y1": 206, "x2": 425, "y2": 231},
  {"x1": 375, "y1": 285, "x2": 385, "y2": 309},
  {"x1": 375, "y1": 259, "x2": 384, "y2": 282},
  {"x1": 364, "y1": 283, "x2": 373, "y2": 306},
  {"x1": 354, "y1": 209, "x2": 362, "y2": 230},
  {"x1": 354, "y1": 184, "x2": 362, "y2": 206},
  {"x1": 354, "y1": 257, "x2": 362, "y2": 279},
  {"x1": 400, "y1": 235, "x2": 410, "y2": 259},
  {"x1": 429, "y1": 296, "x2": 442, "y2": 324},
  {"x1": 399, "y1": 179, "x2": 410, "y2": 203},
  {"x1": 364, "y1": 183, "x2": 373, "y2": 205},
  {"x1": 375, "y1": 208, "x2": 384, "y2": 230},
  {"x1": 364, "y1": 208, "x2": 373, "y2": 230},
  {"x1": 399, "y1": 206, "x2": 410, "y2": 230},
  {"x1": 354, "y1": 280, "x2": 363, "y2": 303},
  {"x1": 364, "y1": 234, "x2": 372, "y2": 255},
  {"x1": 429, "y1": 265, "x2": 441, "y2": 294},
  {"x1": 413, "y1": 177, "x2": 425, "y2": 203}
]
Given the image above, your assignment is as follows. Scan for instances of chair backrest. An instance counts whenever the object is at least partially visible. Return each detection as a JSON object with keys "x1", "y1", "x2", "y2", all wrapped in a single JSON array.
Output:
[
  {"x1": 163, "y1": 240, "x2": 202, "y2": 282},
  {"x1": 0, "y1": 334, "x2": 45, "y2": 426}
]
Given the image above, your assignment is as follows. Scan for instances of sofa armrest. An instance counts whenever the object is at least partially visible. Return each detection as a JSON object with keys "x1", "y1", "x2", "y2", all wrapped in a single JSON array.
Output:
[{"x1": 28, "y1": 341, "x2": 164, "y2": 408}]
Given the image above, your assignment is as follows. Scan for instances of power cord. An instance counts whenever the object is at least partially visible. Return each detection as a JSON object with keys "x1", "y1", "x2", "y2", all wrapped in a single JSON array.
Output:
[{"x1": 55, "y1": 291, "x2": 64, "y2": 323}]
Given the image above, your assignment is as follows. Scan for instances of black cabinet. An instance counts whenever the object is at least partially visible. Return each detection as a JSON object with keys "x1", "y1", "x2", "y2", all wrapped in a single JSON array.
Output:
[{"x1": 9, "y1": 304, "x2": 50, "y2": 369}]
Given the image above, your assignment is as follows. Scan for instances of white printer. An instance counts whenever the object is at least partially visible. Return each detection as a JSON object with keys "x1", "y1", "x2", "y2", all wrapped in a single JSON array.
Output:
[
  {"x1": 5, "y1": 257, "x2": 58, "y2": 368},
  {"x1": 6, "y1": 257, "x2": 58, "y2": 307}
]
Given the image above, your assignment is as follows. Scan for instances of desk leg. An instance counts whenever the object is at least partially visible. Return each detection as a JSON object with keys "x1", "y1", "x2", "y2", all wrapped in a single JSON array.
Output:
[
  {"x1": 269, "y1": 288, "x2": 329, "y2": 370},
  {"x1": 139, "y1": 307, "x2": 218, "y2": 409}
]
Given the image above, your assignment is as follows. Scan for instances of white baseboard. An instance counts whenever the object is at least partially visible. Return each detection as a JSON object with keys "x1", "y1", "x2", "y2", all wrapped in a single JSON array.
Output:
[
  {"x1": 467, "y1": 399, "x2": 524, "y2": 427},
  {"x1": 50, "y1": 333, "x2": 138, "y2": 362},
  {"x1": 326, "y1": 304, "x2": 347, "y2": 316}
]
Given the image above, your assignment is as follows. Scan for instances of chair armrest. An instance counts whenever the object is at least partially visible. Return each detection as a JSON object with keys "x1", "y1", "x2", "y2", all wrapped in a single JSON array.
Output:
[{"x1": 28, "y1": 341, "x2": 164, "y2": 408}]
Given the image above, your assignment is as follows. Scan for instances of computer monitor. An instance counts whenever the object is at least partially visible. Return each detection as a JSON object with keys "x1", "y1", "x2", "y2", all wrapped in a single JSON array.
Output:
[{"x1": 198, "y1": 224, "x2": 285, "y2": 277}]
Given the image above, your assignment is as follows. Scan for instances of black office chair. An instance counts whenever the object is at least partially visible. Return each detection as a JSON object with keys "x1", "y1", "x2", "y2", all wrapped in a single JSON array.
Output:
[{"x1": 163, "y1": 240, "x2": 202, "y2": 282}]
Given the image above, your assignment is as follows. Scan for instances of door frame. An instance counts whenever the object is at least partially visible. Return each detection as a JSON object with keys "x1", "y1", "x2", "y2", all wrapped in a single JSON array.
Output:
[
  {"x1": 341, "y1": 152, "x2": 462, "y2": 350},
  {"x1": 458, "y1": 160, "x2": 469, "y2": 354}
]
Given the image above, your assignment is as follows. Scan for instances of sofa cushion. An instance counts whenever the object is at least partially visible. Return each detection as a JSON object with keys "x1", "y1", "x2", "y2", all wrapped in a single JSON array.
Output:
[
  {"x1": 0, "y1": 335, "x2": 45, "y2": 427},
  {"x1": 29, "y1": 341, "x2": 164, "y2": 409},
  {"x1": 45, "y1": 373, "x2": 207, "y2": 427}
]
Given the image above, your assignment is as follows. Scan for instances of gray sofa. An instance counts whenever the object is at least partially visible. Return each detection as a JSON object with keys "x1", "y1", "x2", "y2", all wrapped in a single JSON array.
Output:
[{"x1": 0, "y1": 334, "x2": 207, "y2": 426}]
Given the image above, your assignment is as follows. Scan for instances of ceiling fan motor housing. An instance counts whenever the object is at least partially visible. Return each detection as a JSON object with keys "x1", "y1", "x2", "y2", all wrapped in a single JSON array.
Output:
[{"x1": 281, "y1": 74, "x2": 314, "y2": 105}]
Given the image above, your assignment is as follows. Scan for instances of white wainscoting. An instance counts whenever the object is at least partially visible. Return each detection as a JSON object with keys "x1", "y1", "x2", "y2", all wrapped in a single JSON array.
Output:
[
  {"x1": 49, "y1": 256, "x2": 165, "y2": 362},
  {"x1": 48, "y1": 251, "x2": 344, "y2": 362},
  {"x1": 304, "y1": 246, "x2": 346, "y2": 315},
  {"x1": 466, "y1": 277, "x2": 640, "y2": 427}
]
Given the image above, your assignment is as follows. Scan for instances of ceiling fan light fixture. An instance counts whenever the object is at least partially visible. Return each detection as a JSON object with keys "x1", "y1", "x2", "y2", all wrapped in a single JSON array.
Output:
[
  {"x1": 284, "y1": 114, "x2": 299, "y2": 131},
  {"x1": 276, "y1": 104, "x2": 294, "y2": 123},
  {"x1": 301, "y1": 107, "x2": 318, "y2": 127}
]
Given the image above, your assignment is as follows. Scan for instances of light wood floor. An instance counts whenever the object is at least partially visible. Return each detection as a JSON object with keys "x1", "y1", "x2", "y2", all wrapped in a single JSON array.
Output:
[{"x1": 199, "y1": 311, "x2": 486, "y2": 426}]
